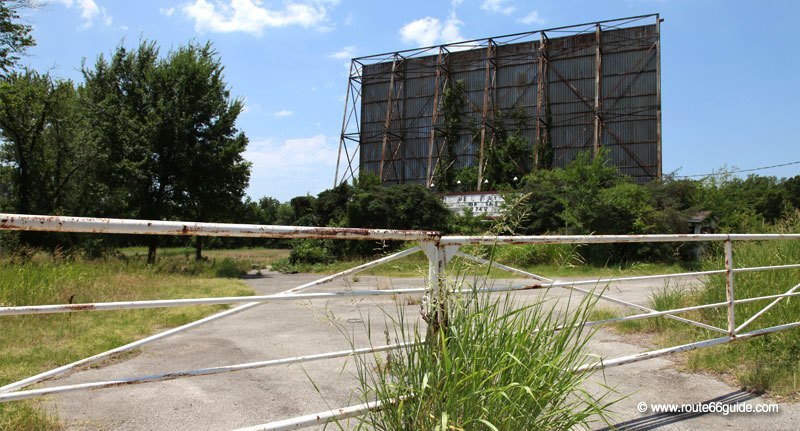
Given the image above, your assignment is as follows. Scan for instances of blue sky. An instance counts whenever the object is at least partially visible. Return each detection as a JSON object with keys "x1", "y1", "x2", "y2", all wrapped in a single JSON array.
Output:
[{"x1": 18, "y1": 0, "x2": 800, "y2": 201}]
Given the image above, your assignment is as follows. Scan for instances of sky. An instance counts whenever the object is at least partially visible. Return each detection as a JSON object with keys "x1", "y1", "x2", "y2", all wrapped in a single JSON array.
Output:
[{"x1": 17, "y1": 0, "x2": 800, "y2": 202}]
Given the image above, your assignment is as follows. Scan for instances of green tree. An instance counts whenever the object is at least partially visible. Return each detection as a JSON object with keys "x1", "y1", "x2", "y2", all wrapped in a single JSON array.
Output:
[
  {"x1": 0, "y1": 0, "x2": 35, "y2": 76},
  {"x1": 82, "y1": 40, "x2": 250, "y2": 263},
  {"x1": 0, "y1": 70, "x2": 88, "y2": 216},
  {"x1": 154, "y1": 42, "x2": 251, "y2": 260},
  {"x1": 315, "y1": 183, "x2": 353, "y2": 226},
  {"x1": 257, "y1": 196, "x2": 281, "y2": 224},
  {"x1": 552, "y1": 151, "x2": 622, "y2": 233},
  {"x1": 784, "y1": 176, "x2": 800, "y2": 210}
]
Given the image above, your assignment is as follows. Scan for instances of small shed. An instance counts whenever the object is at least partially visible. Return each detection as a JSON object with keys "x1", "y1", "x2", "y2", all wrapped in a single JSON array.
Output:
[
  {"x1": 688, "y1": 211, "x2": 717, "y2": 235},
  {"x1": 687, "y1": 211, "x2": 717, "y2": 260}
]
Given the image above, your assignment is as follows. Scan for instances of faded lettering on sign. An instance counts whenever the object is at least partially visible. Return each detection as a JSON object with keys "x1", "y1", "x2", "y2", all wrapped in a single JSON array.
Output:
[{"x1": 442, "y1": 193, "x2": 505, "y2": 217}]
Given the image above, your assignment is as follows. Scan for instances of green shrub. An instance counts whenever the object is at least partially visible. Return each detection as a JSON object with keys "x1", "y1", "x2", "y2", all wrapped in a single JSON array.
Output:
[
  {"x1": 289, "y1": 239, "x2": 333, "y2": 265},
  {"x1": 270, "y1": 257, "x2": 295, "y2": 274}
]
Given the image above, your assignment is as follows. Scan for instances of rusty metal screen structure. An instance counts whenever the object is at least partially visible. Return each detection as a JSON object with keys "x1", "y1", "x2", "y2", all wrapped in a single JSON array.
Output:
[{"x1": 334, "y1": 14, "x2": 662, "y2": 190}]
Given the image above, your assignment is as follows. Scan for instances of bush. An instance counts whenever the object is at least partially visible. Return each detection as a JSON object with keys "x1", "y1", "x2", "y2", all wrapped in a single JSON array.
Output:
[{"x1": 289, "y1": 239, "x2": 333, "y2": 265}]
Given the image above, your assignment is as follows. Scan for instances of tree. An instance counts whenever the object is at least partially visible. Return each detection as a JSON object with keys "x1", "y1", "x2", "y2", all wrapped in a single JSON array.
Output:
[
  {"x1": 82, "y1": 41, "x2": 251, "y2": 263},
  {"x1": 154, "y1": 42, "x2": 251, "y2": 260},
  {"x1": 0, "y1": 0, "x2": 35, "y2": 76},
  {"x1": 784, "y1": 176, "x2": 800, "y2": 210},
  {"x1": 0, "y1": 70, "x2": 87, "y2": 216}
]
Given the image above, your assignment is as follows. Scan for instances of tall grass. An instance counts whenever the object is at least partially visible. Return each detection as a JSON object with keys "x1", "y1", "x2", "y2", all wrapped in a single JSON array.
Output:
[
  {"x1": 689, "y1": 214, "x2": 800, "y2": 394},
  {"x1": 608, "y1": 212, "x2": 800, "y2": 395},
  {"x1": 347, "y1": 291, "x2": 618, "y2": 430}
]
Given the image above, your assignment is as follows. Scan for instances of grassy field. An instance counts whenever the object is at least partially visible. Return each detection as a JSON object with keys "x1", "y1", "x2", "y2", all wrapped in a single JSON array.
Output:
[
  {"x1": 118, "y1": 246, "x2": 290, "y2": 271},
  {"x1": 0, "y1": 253, "x2": 258, "y2": 430},
  {"x1": 278, "y1": 244, "x2": 690, "y2": 280}
]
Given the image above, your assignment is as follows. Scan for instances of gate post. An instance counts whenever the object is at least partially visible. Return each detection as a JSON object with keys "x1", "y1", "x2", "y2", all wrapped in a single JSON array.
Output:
[
  {"x1": 724, "y1": 238, "x2": 736, "y2": 338},
  {"x1": 420, "y1": 241, "x2": 458, "y2": 336}
]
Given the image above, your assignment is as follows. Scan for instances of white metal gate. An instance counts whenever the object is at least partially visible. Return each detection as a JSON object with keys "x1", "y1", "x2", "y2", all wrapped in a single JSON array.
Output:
[{"x1": 1, "y1": 213, "x2": 799, "y2": 430}]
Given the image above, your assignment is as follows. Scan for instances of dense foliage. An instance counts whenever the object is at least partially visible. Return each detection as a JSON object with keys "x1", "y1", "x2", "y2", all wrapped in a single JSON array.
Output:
[
  {"x1": 503, "y1": 151, "x2": 800, "y2": 263},
  {"x1": 1, "y1": 40, "x2": 250, "y2": 262},
  {"x1": 0, "y1": 0, "x2": 34, "y2": 76}
]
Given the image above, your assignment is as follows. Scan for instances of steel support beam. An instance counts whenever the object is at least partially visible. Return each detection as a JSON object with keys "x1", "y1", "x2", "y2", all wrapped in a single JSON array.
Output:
[
  {"x1": 534, "y1": 31, "x2": 548, "y2": 168},
  {"x1": 655, "y1": 15, "x2": 663, "y2": 179},
  {"x1": 334, "y1": 60, "x2": 355, "y2": 186},
  {"x1": 426, "y1": 47, "x2": 445, "y2": 187},
  {"x1": 379, "y1": 55, "x2": 399, "y2": 181},
  {"x1": 593, "y1": 23, "x2": 602, "y2": 157},
  {"x1": 476, "y1": 39, "x2": 495, "y2": 191}
]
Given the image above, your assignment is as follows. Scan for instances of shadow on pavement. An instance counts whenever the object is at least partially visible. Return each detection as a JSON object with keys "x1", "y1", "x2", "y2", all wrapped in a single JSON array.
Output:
[{"x1": 597, "y1": 390, "x2": 758, "y2": 431}]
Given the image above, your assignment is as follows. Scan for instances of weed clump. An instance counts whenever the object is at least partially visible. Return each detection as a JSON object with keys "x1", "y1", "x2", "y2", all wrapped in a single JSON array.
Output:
[{"x1": 350, "y1": 292, "x2": 617, "y2": 430}]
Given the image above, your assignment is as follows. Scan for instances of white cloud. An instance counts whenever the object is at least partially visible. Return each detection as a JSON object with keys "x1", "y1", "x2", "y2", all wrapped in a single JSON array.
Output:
[
  {"x1": 518, "y1": 10, "x2": 545, "y2": 25},
  {"x1": 441, "y1": 13, "x2": 462, "y2": 42},
  {"x1": 274, "y1": 110, "x2": 293, "y2": 117},
  {"x1": 329, "y1": 45, "x2": 355, "y2": 59},
  {"x1": 481, "y1": 0, "x2": 514, "y2": 15},
  {"x1": 181, "y1": 0, "x2": 333, "y2": 36},
  {"x1": 399, "y1": 13, "x2": 463, "y2": 47},
  {"x1": 160, "y1": 7, "x2": 176, "y2": 17},
  {"x1": 54, "y1": 0, "x2": 113, "y2": 29},
  {"x1": 245, "y1": 134, "x2": 338, "y2": 200}
]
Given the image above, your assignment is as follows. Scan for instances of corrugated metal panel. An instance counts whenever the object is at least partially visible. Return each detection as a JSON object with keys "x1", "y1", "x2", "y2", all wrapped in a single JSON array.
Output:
[{"x1": 358, "y1": 22, "x2": 660, "y2": 185}]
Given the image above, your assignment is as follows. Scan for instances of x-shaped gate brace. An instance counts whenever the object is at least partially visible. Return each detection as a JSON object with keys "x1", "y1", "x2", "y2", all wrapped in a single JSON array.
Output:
[{"x1": 2, "y1": 213, "x2": 799, "y2": 430}]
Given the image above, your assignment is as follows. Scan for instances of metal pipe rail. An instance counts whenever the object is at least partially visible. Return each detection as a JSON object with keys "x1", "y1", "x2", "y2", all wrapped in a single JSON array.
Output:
[
  {"x1": 441, "y1": 233, "x2": 800, "y2": 245},
  {"x1": 0, "y1": 213, "x2": 439, "y2": 241},
  {"x1": 0, "y1": 343, "x2": 413, "y2": 403},
  {"x1": 1, "y1": 213, "x2": 800, "y2": 430},
  {"x1": 6, "y1": 287, "x2": 800, "y2": 403}
]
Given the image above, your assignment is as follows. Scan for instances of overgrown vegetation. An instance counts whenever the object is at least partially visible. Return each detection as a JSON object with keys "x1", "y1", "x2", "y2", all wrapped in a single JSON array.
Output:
[
  {"x1": 347, "y1": 291, "x2": 617, "y2": 430},
  {"x1": 0, "y1": 38, "x2": 250, "y2": 263},
  {"x1": 0, "y1": 251, "x2": 260, "y2": 430},
  {"x1": 604, "y1": 213, "x2": 800, "y2": 395},
  {"x1": 0, "y1": 245, "x2": 278, "y2": 430}
]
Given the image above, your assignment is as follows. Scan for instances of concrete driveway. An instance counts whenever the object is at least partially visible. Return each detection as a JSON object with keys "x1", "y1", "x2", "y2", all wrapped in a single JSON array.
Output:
[{"x1": 41, "y1": 272, "x2": 799, "y2": 430}]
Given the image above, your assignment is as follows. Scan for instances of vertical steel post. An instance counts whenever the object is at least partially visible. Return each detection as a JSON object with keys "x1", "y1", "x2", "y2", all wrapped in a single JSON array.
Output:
[
  {"x1": 655, "y1": 15, "x2": 663, "y2": 179},
  {"x1": 534, "y1": 33, "x2": 545, "y2": 168},
  {"x1": 593, "y1": 23, "x2": 602, "y2": 158},
  {"x1": 426, "y1": 47, "x2": 444, "y2": 187},
  {"x1": 421, "y1": 242, "x2": 456, "y2": 336},
  {"x1": 334, "y1": 60, "x2": 355, "y2": 186},
  {"x1": 724, "y1": 238, "x2": 736, "y2": 338},
  {"x1": 477, "y1": 39, "x2": 494, "y2": 191},
  {"x1": 379, "y1": 55, "x2": 399, "y2": 181}
]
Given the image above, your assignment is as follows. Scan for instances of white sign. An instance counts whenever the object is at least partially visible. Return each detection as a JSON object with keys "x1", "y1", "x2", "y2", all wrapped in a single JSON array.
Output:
[{"x1": 442, "y1": 192, "x2": 505, "y2": 217}]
